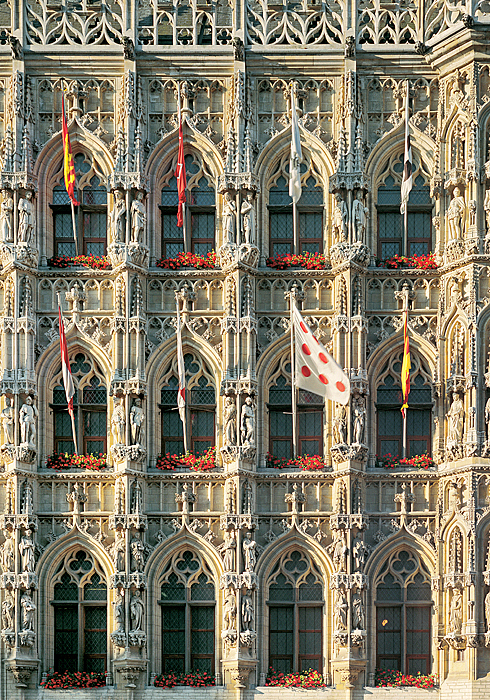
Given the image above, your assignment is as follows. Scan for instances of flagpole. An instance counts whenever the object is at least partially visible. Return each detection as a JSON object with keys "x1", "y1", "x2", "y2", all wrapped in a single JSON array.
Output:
[
  {"x1": 402, "y1": 306, "x2": 407, "y2": 459},
  {"x1": 57, "y1": 292, "x2": 78, "y2": 455},
  {"x1": 177, "y1": 83, "x2": 188, "y2": 253},
  {"x1": 289, "y1": 294, "x2": 298, "y2": 459},
  {"x1": 176, "y1": 294, "x2": 188, "y2": 453},
  {"x1": 403, "y1": 206, "x2": 408, "y2": 259},
  {"x1": 293, "y1": 201, "x2": 298, "y2": 254},
  {"x1": 62, "y1": 83, "x2": 79, "y2": 257},
  {"x1": 70, "y1": 200, "x2": 79, "y2": 257}
]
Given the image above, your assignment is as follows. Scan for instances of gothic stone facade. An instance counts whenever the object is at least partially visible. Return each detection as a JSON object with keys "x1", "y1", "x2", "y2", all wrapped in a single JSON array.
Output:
[{"x1": 1, "y1": 1, "x2": 490, "y2": 699}]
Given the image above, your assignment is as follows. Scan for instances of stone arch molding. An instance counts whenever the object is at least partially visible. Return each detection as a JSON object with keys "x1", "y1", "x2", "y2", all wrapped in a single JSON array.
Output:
[
  {"x1": 364, "y1": 530, "x2": 436, "y2": 581},
  {"x1": 37, "y1": 335, "x2": 112, "y2": 391},
  {"x1": 256, "y1": 529, "x2": 334, "y2": 581}
]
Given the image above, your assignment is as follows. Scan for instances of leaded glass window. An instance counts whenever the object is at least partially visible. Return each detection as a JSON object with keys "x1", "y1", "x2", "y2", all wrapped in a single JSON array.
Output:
[
  {"x1": 160, "y1": 550, "x2": 215, "y2": 674},
  {"x1": 375, "y1": 549, "x2": 432, "y2": 675}
]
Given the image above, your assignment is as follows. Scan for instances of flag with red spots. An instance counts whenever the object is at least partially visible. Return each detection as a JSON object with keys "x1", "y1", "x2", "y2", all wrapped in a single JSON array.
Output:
[{"x1": 293, "y1": 306, "x2": 350, "y2": 405}]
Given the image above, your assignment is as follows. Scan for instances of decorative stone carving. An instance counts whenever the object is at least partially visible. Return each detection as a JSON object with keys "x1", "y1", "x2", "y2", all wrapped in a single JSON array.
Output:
[
  {"x1": 332, "y1": 193, "x2": 348, "y2": 243},
  {"x1": 223, "y1": 588, "x2": 237, "y2": 630},
  {"x1": 8, "y1": 666, "x2": 34, "y2": 689},
  {"x1": 111, "y1": 590, "x2": 126, "y2": 647},
  {"x1": 241, "y1": 588, "x2": 254, "y2": 631},
  {"x1": 223, "y1": 192, "x2": 236, "y2": 245},
  {"x1": 0, "y1": 190, "x2": 13, "y2": 243},
  {"x1": 19, "y1": 530, "x2": 35, "y2": 573},
  {"x1": 352, "y1": 190, "x2": 368, "y2": 244},
  {"x1": 448, "y1": 588, "x2": 463, "y2": 635},
  {"x1": 330, "y1": 529, "x2": 348, "y2": 573},
  {"x1": 446, "y1": 393, "x2": 464, "y2": 459},
  {"x1": 130, "y1": 398, "x2": 145, "y2": 446},
  {"x1": 111, "y1": 190, "x2": 126, "y2": 243},
  {"x1": 446, "y1": 187, "x2": 465, "y2": 240},
  {"x1": 112, "y1": 396, "x2": 126, "y2": 445},
  {"x1": 219, "y1": 530, "x2": 236, "y2": 572},
  {"x1": 19, "y1": 397, "x2": 38, "y2": 446},
  {"x1": 242, "y1": 532, "x2": 257, "y2": 572},
  {"x1": 352, "y1": 595, "x2": 365, "y2": 630},
  {"x1": 352, "y1": 396, "x2": 366, "y2": 445},
  {"x1": 285, "y1": 483, "x2": 305, "y2": 513},
  {"x1": 333, "y1": 590, "x2": 348, "y2": 631},
  {"x1": 223, "y1": 396, "x2": 237, "y2": 447},
  {"x1": 2, "y1": 590, "x2": 14, "y2": 633},
  {"x1": 240, "y1": 397, "x2": 255, "y2": 447},
  {"x1": 129, "y1": 590, "x2": 145, "y2": 646},
  {"x1": 19, "y1": 591, "x2": 35, "y2": 646},
  {"x1": 130, "y1": 192, "x2": 146, "y2": 244},
  {"x1": 240, "y1": 194, "x2": 255, "y2": 245},
  {"x1": 1, "y1": 398, "x2": 14, "y2": 447},
  {"x1": 333, "y1": 403, "x2": 347, "y2": 445},
  {"x1": 130, "y1": 532, "x2": 145, "y2": 572},
  {"x1": 18, "y1": 192, "x2": 35, "y2": 245}
]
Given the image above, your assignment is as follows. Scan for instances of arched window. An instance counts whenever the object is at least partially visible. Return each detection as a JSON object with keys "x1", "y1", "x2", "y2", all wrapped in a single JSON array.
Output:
[
  {"x1": 267, "y1": 550, "x2": 324, "y2": 673},
  {"x1": 376, "y1": 352, "x2": 432, "y2": 459},
  {"x1": 52, "y1": 353, "x2": 107, "y2": 455},
  {"x1": 268, "y1": 357, "x2": 323, "y2": 460},
  {"x1": 52, "y1": 153, "x2": 107, "y2": 257},
  {"x1": 160, "y1": 550, "x2": 216, "y2": 673},
  {"x1": 268, "y1": 156, "x2": 324, "y2": 256},
  {"x1": 375, "y1": 549, "x2": 432, "y2": 674},
  {"x1": 376, "y1": 154, "x2": 433, "y2": 258},
  {"x1": 160, "y1": 352, "x2": 215, "y2": 455},
  {"x1": 160, "y1": 153, "x2": 215, "y2": 257},
  {"x1": 51, "y1": 550, "x2": 107, "y2": 673}
]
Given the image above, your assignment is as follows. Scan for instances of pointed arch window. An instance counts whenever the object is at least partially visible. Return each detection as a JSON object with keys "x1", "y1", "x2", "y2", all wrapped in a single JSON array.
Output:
[
  {"x1": 51, "y1": 153, "x2": 107, "y2": 257},
  {"x1": 267, "y1": 550, "x2": 324, "y2": 673},
  {"x1": 376, "y1": 352, "x2": 432, "y2": 459},
  {"x1": 52, "y1": 353, "x2": 107, "y2": 455},
  {"x1": 160, "y1": 352, "x2": 215, "y2": 455},
  {"x1": 51, "y1": 550, "x2": 107, "y2": 673},
  {"x1": 159, "y1": 550, "x2": 216, "y2": 674},
  {"x1": 375, "y1": 549, "x2": 432, "y2": 675},
  {"x1": 376, "y1": 157, "x2": 433, "y2": 258},
  {"x1": 268, "y1": 162, "x2": 324, "y2": 256},
  {"x1": 160, "y1": 153, "x2": 215, "y2": 257}
]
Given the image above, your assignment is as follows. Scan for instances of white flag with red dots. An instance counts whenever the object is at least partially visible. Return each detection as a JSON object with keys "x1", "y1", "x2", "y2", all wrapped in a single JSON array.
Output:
[{"x1": 293, "y1": 306, "x2": 350, "y2": 405}]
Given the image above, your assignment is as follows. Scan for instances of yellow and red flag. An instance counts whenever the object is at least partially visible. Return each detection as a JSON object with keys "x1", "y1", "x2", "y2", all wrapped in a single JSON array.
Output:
[
  {"x1": 401, "y1": 310, "x2": 411, "y2": 418},
  {"x1": 61, "y1": 93, "x2": 79, "y2": 206}
]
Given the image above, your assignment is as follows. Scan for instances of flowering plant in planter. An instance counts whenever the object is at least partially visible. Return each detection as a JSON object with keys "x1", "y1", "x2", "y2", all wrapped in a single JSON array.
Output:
[
  {"x1": 266, "y1": 452, "x2": 327, "y2": 471},
  {"x1": 46, "y1": 452, "x2": 108, "y2": 471},
  {"x1": 156, "y1": 251, "x2": 217, "y2": 269},
  {"x1": 47, "y1": 255, "x2": 73, "y2": 268},
  {"x1": 266, "y1": 668, "x2": 327, "y2": 688},
  {"x1": 154, "y1": 670, "x2": 215, "y2": 688},
  {"x1": 266, "y1": 252, "x2": 329, "y2": 270},
  {"x1": 375, "y1": 668, "x2": 438, "y2": 688},
  {"x1": 155, "y1": 446, "x2": 217, "y2": 471},
  {"x1": 47, "y1": 255, "x2": 111, "y2": 270},
  {"x1": 376, "y1": 253, "x2": 437, "y2": 270},
  {"x1": 41, "y1": 670, "x2": 106, "y2": 689},
  {"x1": 376, "y1": 453, "x2": 435, "y2": 470}
]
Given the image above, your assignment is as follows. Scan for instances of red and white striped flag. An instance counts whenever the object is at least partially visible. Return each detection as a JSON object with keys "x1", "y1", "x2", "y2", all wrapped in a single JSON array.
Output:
[
  {"x1": 175, "y1": 111, "x2": 186, "y2": 228},
  {"x1": 293, "y1": 306, "x2": 350, "y2": 405},
  {"x1": 400, "y1": 81, "x2": 412, "y2": 215},
  {"x1": 58, "y1": 303, "x2": 75, "y2": 419},
  {"x1": 176, "y1": 302, "x2": 186, "y2": 426}
]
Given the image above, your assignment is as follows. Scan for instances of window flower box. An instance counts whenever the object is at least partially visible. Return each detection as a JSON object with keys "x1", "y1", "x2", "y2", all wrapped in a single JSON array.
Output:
[
  {"x1": 266, "y1": 668, "x2": 327, "y2": 688},
  {"x1": 155, "y1": 446, "x2": 217, "y2": 471},
  {"x1": 40, "y1": 670, "x2": 106, "y2": 689},
  {"x1": 153, "y1": 671, "x2": 215, "y2": 688},
  {"x1": 266, "y1": 252, "x2": 329, "y2": 270},
  {"x1": 375, "y1": 253, "x2": 437, "y2": 270},
  {"x1": 156, "y1": 251, "x2": 217, "y2": 269},
  {"x1": 375, "y1": 668, "x2": 438, "y2": 689},
  {"x1": 45, "y1": 453, "x2": 108, "y2": 471},
  {"x1": 266, "y1": 452, "x2": 327, "y2": 471},
  {"x1": 47, "y1": 255, "x2": 111, "y2": 270},
  {"x1": 375, "y1": 453, "x2": 435, "y2": 470}
]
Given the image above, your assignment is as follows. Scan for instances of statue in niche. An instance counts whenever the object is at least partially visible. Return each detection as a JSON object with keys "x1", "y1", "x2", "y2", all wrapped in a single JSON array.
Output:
[
  {"x1": 242, "y1": 532, "x2": 257, "y2": 572},
  {"x1": 130, "y1": 398, "x2": 145, "y2": 446},
  {"x1": 485, "y1": 590, "x2": 490, "y2": 633},
  {"x1": 242, "y1": 480, "x2": 253, "y2": 514},
  {"x1": 2, "y1": 533, "x2": 14, "y2": 572},
  {"x1": 241, "y1": 589, "x2": 254, "y2": 631},
  {"x1": 113, "y1": 590, "x2": 125, "y2": 632},
  {"x1": 447, "y1": 393, "x2": 464, "y2": 444},
  {"x1": 449, "y1": 588, "x2": 462, "y2": 635},
  {"x1": 2, "y1": 591, "x2": 14, "y2": 630},
  {"x1": 352, "y1": 537, "x2": 370, "y2": 571},
  {"x1": 352, "y1": 596, "x2": 365, "y2": 630},
  {"x1": 334, "y1": 590, "x2": 348, "y2": 630},
  {"x1": 20, "y1": 591, "x2": 35, "y2": 631},
  {"x1": 353, "y1": 398, "x2": 366, "y2": 444},
  {"x1": 332, "y1": 193, "x2": 348, "y2": 243},
  {"x1": 131, "y1": 479, "x2": 143, "y2": 514},
  {"x1": 19, "y1": 529, "x2": 35, "y2": 572},
  {"x1": 352, "y1": 190, "x2": 368, "y2": 243},
  {"x1": 18, "y1": 191, "x2": 35, "y2": 245},
  {"x1": 332, "y1": 404, "x2": 347, "y2": 445},
  {"x1": 332, "y1": 530, "x2": 348, "y2": 573},
  {"x1": 223, "y1": 396, "x2": 237, "y2": 447},
  {"x1": 448, "y1": 481, "x2": 461, "y2": 512},
  {"x1": 130, "y1": 590, "x2": 144, "y2": 631},
  {"x1": 446, "y1": 187, "x2": 465, "y2": 240},
  {"x1": 219, "y1": 530, "x2": 236, "y2": 572},
  {"x1": 240, "y1": 193, "x2": 255, "y2": 245},
  {"x1": 19, "y1": 396, "x2": 38, "y2": 446},
  {"x1": 130, "y1": 532, "x2": 145, "y2": 572},
  {"x1": 0, "y1": 190, "x2": 13, "y2": 243},
  {"x1": 223, "y1": 192, "x2": 236, "y2": 245},
  {"x1": 111, "y1": 190, "x2": 126, "y2": 243},
  {"x1": 112, "y1": 531, "x2": 126, "y2": 572},
  {"x1": 241, "y1": 397, "x2": 255, "y2": 447},
  {"x1": 111, "y1": 396, "x2": 126, "y2": 445},
  {"x1": 130, "y1": 192, "x2": 146, "y2": 244},
  {"x1": 223, "y1": 589, "x2": 236, "y2": 630},
  {"x1": 1, "y1": 397, "x2": 14, "y2": 446}
]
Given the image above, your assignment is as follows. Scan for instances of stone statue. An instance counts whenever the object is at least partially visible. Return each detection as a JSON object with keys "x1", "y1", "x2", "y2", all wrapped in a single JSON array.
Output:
[
  {"x1": 112, "y1": 397, "x2": 126, "y2": 445},
  {"x1": 2, "y1": 591, "x2": 14, "y2": 630},
  {"x1": 219, "y1": 530, "x2": 236, "y2": 572},
  {"x1": 485, "y1": 397, "x2": 490, "y2": 444},
  {"x1": 485, "y1": 590, "x2": 490, "y2": 633},
  {"x1": 0, "y1": 190, "x2": 13, "y2": 243},
  {"x1": 130, "y1": 192, "x2": 146, "y2": 244},
  {"x1": 333, "y1": 404, "x2": 347, "y2": 445},
  {"x1": 111, "y1": 190, "x2": 126, "y2": 243},
  {"x1": 18, "y1": 191, "x2": 35, "y2": 245},
  {"x1": 241, "y1": 397, "x2": 255, "y2": 447},
  {"x1": 352, "y1": 596, "x2": 365, "y2": 630},
  {"x1": 1, "y1": 397, "x2": 14, "y2": 446},
  {"x1": 448, "y1": 481, "x2": 461, "y2": 512},
  {"x1": 112, "y1": 531, "x2": 126, "y2": 572},
  {"x1": 130, "y1": 590, "x2": 144, "y2": 631},
  {"x1": 2, "y1": 533, "x2": 14, "y2": 572},
  {"x1": 485, "y1": 189, "x2": 490, "y2": 234},
  {"x1": 20, "y1": 591, "x2": 35, "y2": 631},
  {"x1": 446, "y1": 187, "x2": 465, "y2": 240},
  {"x1": 332, "y1": 193, "x2": 348, "y2": 243},
  {"x1": 223, "y1": 396, "x2": 237, "y2": 446},
  {"x1": 449, "y1": 588, "x2": 462, "y2": 635},
  {"x1": 130, "y1": 398, "x2": 145, "y2": 446},
  {"x1": 331, "y1": 529, "x2": 348, "y2": 573},
  {"x1": 19, "y1": 396, "x2": 38, "y2": 446},
  {"x1": 240, "y1": 193, "x2": 255, "y2": 245},
  {"x1": 113, "y1": 591, "x2": 125, "y2": 634},
  {"x1": 241, "y1": 589, "x2": 254, "y2": 631},
  {"x1": 131, "y1": 479, "x2": 143, "y2": 514},
  {"x1": 19, "y1": 529, "x2": 35, "y2": 572},
  {"x1": 447, "y1": 393, "x2": 464, "y2": 443},
  {"x1": 352, "y1": 190, "x2": 368, "y2": 243},
  {"x1": 352, "y1": 537, "x2": 370, "y2": 571},
  {"x1": 130, "y1": 532, "x2": 145, "y2": 572},
  {"x1": 243, "y1": 480, "x2": 253, "y2": 514},
  {"x1": 223, "y1": 589, "x2": 236, "y2": 629},
  {"x1": 242, "y1": 532, "x2": 257, "y2": 572},
  {"x1": 223, "y1": 192, "x2": 236, "y2": 245},
  {"x1": 334, "y1": 590, "x2": 348, "y2": 630},
  {"x1": 353, "y1": 399, "x2": 366, "y2": 444}
]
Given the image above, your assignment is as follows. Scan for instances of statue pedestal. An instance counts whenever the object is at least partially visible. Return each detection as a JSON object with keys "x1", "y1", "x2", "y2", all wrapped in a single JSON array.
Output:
[
  {"x1": 111, "y1": 447, "x2": 146, "y2": 473},
  {"x1": 222, "y1": 651, "x2": 257, "y2": 689},
  {"x1": 113, "y1": 652, "x2": 147, "y2": 690}
]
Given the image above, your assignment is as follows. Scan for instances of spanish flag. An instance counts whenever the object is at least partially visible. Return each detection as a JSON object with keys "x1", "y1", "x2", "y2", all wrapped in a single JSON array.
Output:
[
  {"x1": 62, "y1": 93, "x2": 79, "y2": 206},
  {"x1": 401, "y1": 310, "x2": 411, "y2": 418}
]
